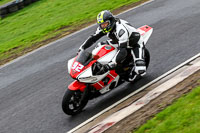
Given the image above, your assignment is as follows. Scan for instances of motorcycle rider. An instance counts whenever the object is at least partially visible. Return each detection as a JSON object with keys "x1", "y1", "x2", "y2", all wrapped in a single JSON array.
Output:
[{"x1": 78, "y1": 10, "x2": 146, "y2": 81}]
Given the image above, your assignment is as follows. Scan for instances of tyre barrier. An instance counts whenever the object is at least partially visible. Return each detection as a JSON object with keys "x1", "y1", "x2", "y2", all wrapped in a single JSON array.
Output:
[{"x1": 0, "y1": 0, "x2": 39, "y2": 19}]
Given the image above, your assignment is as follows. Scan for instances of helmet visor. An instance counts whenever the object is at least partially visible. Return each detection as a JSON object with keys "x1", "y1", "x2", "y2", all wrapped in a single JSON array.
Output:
[{"x1": 100, "y1": 21, "x2": 109, "y2": 29}]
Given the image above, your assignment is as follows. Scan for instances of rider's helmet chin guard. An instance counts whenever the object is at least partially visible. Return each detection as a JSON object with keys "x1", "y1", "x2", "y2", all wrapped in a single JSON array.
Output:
[{"x1": 97, "y1": 10, "x2": 116, "y2": 33}]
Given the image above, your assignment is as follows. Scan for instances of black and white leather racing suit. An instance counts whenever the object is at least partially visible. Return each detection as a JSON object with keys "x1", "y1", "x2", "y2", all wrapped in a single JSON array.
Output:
[{"x1": 79, "y1": 19, "x2": 146, "y2": 81}]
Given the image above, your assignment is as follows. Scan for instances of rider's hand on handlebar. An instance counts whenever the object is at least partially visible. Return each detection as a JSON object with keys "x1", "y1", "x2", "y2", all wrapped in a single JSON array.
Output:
[
  {"x1": 77, "y1": 47, "x2": 84, "y2": 55},
  {"x1": 98, "y1": 64, "x2": 110, "y2": 74},
  {"x1": 103, "y1": 64, "x2": 110, "y2": 72},
  {"x1": 100, "y1": 62, "x2": 115, "y2": 73}
]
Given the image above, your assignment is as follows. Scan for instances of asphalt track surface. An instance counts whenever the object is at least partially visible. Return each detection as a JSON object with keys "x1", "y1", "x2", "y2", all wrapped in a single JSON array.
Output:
[{"x1": 0, "y1": 0, "x2": 200, "y2": 132}]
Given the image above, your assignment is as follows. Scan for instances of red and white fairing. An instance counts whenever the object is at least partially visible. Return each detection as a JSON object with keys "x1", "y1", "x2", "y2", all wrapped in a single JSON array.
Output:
[
  {"x1": 68, "y1": 45, "x2": 119, "y2": 94},
  {"x1": 68, "y1": 45, "x2": 118, "y2": 82},
  {"x1": 67, "y1": 25, "x2": 153, "y2": 93},
  {"x1": 92, "y1": 45, "x2": 117, "y2": 64},
  {"x1": 137, "y1": 25, "x2": 153, "y2": 45}
]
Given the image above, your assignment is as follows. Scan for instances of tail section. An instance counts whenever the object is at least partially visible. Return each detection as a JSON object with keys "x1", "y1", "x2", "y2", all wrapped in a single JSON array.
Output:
[{"x1": 137, "y1": 25, "x2": 153, "y2": 45}]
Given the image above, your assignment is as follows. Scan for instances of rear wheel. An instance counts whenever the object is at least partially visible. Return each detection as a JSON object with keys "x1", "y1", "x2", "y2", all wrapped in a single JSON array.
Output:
[
  {"x1": 144, "y1": 48, "x2": 150, "y2": 68},
  {"x1": 62, "y1": 89, "x2": 88, "y2": 115}
]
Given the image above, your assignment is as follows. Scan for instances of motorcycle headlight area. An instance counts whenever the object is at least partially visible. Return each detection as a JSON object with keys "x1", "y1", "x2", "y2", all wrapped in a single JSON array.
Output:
[{"x1": 78, "y1": 76, "x2": 97, "y2": 82}]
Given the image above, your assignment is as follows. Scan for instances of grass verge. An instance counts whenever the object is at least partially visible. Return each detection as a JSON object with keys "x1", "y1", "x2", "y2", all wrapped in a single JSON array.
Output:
[
  {"x1": 0, "y1": 0, "x2": 12, "y2": 6},
  {"x1": 134, "y1": 81, "x2": 200, "y2": 133},
  {"x1": 0, "y1": 0, "x2": 148, "y2": 65}
]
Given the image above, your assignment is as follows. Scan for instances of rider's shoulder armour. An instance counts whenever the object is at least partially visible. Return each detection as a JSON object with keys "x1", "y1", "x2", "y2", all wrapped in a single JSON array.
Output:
[{"x1": 115, "y1": 19, "x2": 130, "y2": 44}]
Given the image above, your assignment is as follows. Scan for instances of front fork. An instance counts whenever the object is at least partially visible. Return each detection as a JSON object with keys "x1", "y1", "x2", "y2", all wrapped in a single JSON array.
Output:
[
  {"x1": 68, "y1": 80, "x2": 86, "y2": 92},
  {"x1": 68, "y1": 80, "x2": 89, "y2": 101}
]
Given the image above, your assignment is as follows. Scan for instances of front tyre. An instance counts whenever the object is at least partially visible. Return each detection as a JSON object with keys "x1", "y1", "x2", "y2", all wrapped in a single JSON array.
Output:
[{"x1": 62, "y1": 89, "x2": 88, "y2": 115}]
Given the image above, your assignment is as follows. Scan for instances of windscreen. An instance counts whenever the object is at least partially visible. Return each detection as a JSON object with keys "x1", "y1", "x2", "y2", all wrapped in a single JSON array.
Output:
[{"x1": 76, "y1": 51, "x2": 92, "y2": 65}]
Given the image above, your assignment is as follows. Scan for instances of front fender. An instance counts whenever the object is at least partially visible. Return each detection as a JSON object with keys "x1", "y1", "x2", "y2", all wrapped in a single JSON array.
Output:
[{"x1": 68, "y1": 80, "x2": 86, "y2": 92}]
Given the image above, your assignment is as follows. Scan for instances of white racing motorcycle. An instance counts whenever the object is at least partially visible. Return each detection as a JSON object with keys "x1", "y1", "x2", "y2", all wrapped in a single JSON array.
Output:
[{"x1": 62, "y1": 25, "x2": 153, "y2": 115}]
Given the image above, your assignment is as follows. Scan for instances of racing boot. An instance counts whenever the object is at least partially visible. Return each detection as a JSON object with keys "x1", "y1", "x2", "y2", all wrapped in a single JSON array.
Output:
[{"x1": 129, "y1": 60, "x2": 146, "y2": 82}]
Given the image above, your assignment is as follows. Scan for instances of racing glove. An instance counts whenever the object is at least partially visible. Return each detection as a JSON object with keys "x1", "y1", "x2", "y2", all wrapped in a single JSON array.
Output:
[
  {"x1": 77, "y1": 47, "x2": 84, "y2": 55},
  {"x1": 100, "y1": 62, "x2": 116, "y2": 73}
]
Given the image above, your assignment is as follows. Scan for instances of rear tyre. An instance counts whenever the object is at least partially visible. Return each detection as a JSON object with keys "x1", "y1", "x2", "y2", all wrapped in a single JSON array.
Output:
[
  {"x1": 144, "y1": 48, "x2": 150, "y2": 68},
  {"x1": 62, "y1": 89, "x2": 88, "y2": 115}
]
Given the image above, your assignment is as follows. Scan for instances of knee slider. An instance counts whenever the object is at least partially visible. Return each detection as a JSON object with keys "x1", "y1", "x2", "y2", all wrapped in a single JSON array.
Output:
[{"x1": 135, "y1": 60, "x2": 146, "y2": 75}]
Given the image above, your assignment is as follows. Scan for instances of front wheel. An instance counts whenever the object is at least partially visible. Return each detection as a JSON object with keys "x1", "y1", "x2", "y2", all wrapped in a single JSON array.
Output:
[{"x1": 62, "y1": 89, "x2": 88, "y2": 115}]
